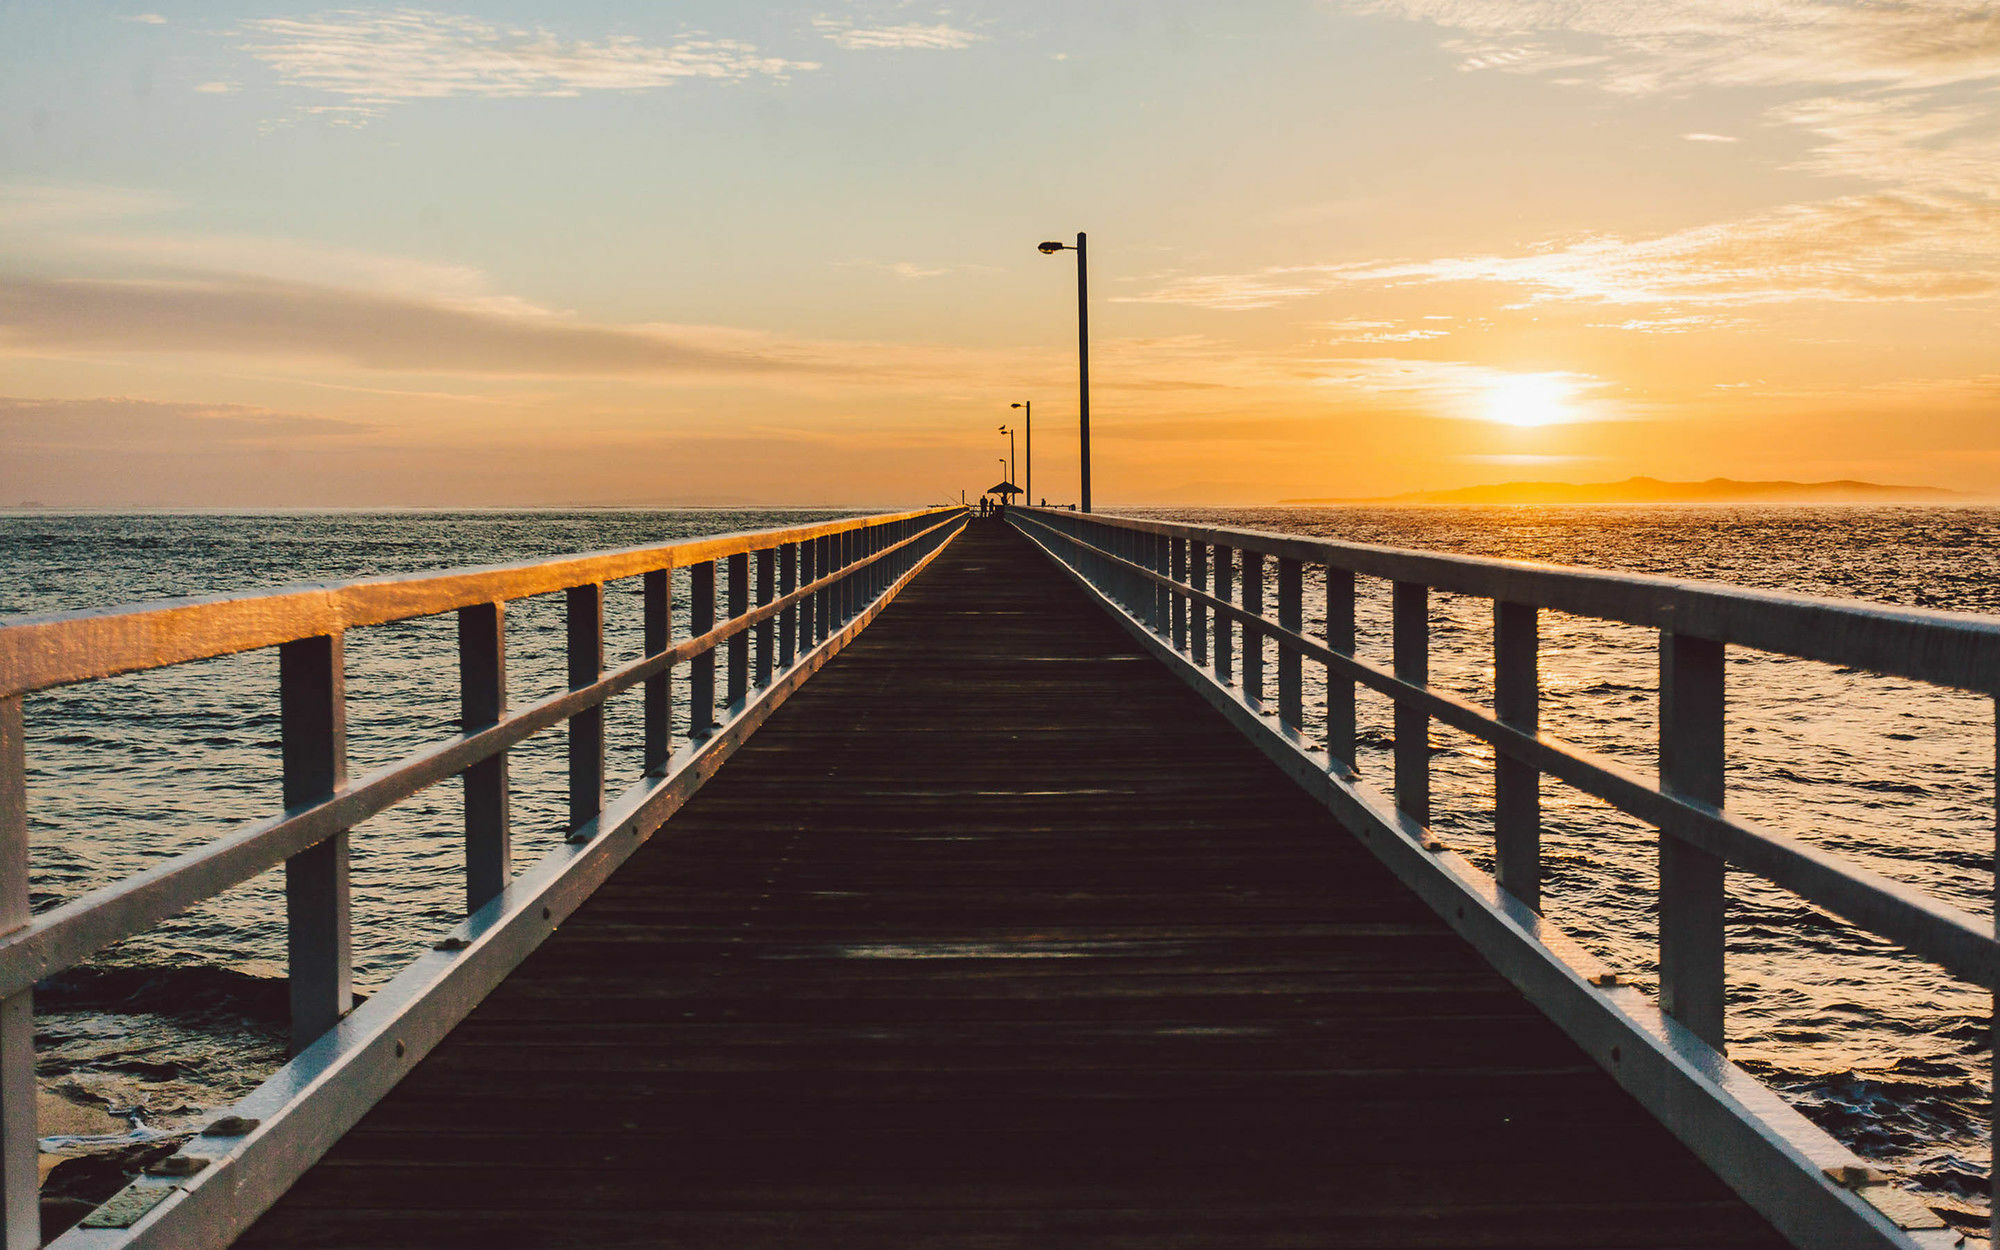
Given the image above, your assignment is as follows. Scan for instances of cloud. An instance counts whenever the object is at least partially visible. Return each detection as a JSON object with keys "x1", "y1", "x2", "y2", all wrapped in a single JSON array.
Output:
[
  {"x1": 1287, "y1": 1, "x2": 2000, "y2": 314},
  {"x1": 1113, "y1": 266, "x2": 1374, "y2": 311},
  {"x1": 1322, "y1": 318, "x2": 1449, "y2": 343},
  {"x1": 812, "y1": 19, "x2": 981, "y2": 50},
  {"x1": 125, "y1": 13, "x2": 167, "y2": 24},
  {"x1": 0, "y1": 183, "x2": 181, "y2": 228},
  {"x1": 1352, "y1": 0, "x2": 2000, "y2": 95},
  {"x1": 1131, "y1": 192, "x2": 2000, "y2": 307},
  {"x1": 1587, "y1": 313, "x2": 1745, "y2": 333},
  {"x1": 0, "y1": 396, "x2": 367, "y2": 451},
  {"x1": 0, "y1": 275, "x2": 835, "y2": 378},
  {"x1": 238, "y1": 10, "x2": 817, "y2": 121},
  {"x1": 195, "y1": 81, "x2": 238, "y2": 94},
  {"x1": 831, "y1": 258, "x2": 1004, "y2": 280}
]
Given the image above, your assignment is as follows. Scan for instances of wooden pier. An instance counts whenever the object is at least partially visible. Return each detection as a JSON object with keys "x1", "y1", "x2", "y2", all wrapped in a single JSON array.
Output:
[
  {"x1": 234, "y1": 522, "x2": 1782, "y2": 1248},
  {"x1": 7, "y1": 505, "x2": 1996, "y2": 1249}
]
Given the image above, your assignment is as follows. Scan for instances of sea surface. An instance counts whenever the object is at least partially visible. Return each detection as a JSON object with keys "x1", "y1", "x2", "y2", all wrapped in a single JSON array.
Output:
[{"x1": 1, "y1": 505, "x2": 1996, "y2": 1223}]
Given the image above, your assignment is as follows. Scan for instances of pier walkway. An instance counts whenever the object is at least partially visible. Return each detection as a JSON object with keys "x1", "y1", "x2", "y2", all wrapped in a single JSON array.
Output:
[{"x1": 235, "y1": 521, "x2": 1784, "y2": 1249}]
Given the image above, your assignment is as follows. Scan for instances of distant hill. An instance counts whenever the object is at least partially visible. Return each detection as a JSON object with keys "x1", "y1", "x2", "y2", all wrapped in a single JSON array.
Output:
[{"x1": 1281, "y1": 476, "x2": 1963, "y2": 506}]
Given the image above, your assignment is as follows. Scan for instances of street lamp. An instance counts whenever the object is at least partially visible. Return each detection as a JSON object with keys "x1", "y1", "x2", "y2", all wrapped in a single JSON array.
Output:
[
  {"x1": 1011, "y1": 401, "x2": 1030, "y2": 505},
  {"x1": 997, "y1": 425, "x2": 1015, "y2": 493},
  {"x1": 1037, "y1": 233, "x2": 1090, "y2": 512}
]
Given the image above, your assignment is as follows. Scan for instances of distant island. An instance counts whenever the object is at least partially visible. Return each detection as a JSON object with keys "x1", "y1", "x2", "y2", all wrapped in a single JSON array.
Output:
[{"x1": 1281, "y1": 476, "x2": 1964, "y2": 506}]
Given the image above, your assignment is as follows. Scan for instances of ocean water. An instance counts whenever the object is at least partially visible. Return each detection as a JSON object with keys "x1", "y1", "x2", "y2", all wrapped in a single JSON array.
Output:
[
  {"x1": 0, "y1": 509, "x2": 859, "y2": 1177},
  {"x1": 1136, "y1": 505, "x2": 1999, "y2": 1223},
  {"x1": 2, "y1": 505, "x2": 1996, "y2": 1223}
]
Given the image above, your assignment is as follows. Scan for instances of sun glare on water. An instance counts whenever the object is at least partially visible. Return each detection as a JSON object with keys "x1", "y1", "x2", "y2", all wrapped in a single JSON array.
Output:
[{"x1": 1483, "y1": 374, "x2": 1576, "y2": 427}]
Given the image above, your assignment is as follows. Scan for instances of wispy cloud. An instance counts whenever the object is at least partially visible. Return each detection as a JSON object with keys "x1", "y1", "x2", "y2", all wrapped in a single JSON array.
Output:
[
  {"x1": 0, "y1": 183, "x2": 180, "y2": 228},
  {"x1": 832, "y1": 258, "x2": 1004, "y2": 280},
  {"x1": 812, "y1": 19, "x2": 981, "y2": 50},
  {"x1": 195, "y1": 81, "x2": 237, "y2": 94},
  {"x1": 1355, "y1": 0, "x2": 2000, "y2": 95},
  {"x1": 1244, "y1": 1, "x2": 2000, "y2": 315},
  {"x1": 238, "y1": 10, "x2": 816, "y2": 122},
  {"x1": 0, "y1": 396, "x2": 367, "y2": 451},
  {"x1": 1134, "y1": 192, "x2": 2000, "y2": 309},
  {"x1": 1322, "y1": 318, "x2": 1449, "y2": 343},
  {"x1": 0, "y1": 275, "x2": 833, "y2": 378}
]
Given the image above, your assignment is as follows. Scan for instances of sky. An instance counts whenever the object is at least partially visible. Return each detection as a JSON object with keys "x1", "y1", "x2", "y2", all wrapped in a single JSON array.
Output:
[{"x1": 6, "y1": 0, "x2": 2000, "y2": 507}]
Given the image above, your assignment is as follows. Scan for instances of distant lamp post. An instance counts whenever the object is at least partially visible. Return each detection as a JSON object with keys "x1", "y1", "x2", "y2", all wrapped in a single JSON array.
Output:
[
  {"x1": 998, "y1": 425, "x2": 1016, "y2": 493},
  {"x1": 1011, "y1": 401, "x2": 1031, "y2": 505},
  {"x1": 1037, "y1": 234, "x2": 1089, "y2": 512}
]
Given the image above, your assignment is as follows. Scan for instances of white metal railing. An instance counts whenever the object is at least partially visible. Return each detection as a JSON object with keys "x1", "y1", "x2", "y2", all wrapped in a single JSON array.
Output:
[
  {"x1": 0, "y1": 507, "x2": 965, "y2": 1248},
  {"x1": 1011, "y1": 505, "x2": 1999, "y2": 1250}
]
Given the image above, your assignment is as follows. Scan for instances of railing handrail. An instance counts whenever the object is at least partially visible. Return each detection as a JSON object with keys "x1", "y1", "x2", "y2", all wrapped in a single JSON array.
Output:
[
  {"x1": 1033, "y1": 508, "x2": 2000, "y2": 692},
  {"x1": 1008, "y1": 504, "x2": 1997, "y2": 1249},
  {"x1": 0, "y1": 506, "x2": 969, "y2": 1249},
  {"x1": 1018, "y1": 510, "x2": 1999, "y2": 988},
  {"x1": 0, "y1": 512, "x2": 961, "y2": 1005},
  {"x1": 0, "y1": 507, "x2": 955, "y2": 698}
]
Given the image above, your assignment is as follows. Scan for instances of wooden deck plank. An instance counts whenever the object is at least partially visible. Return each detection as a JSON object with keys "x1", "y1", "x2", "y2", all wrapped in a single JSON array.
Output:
[{"x1": 235, "y1": 519, "x2": 1786, "y2": 1249}]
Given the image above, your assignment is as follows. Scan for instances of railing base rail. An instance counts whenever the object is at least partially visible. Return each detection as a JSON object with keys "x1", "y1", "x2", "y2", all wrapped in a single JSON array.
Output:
[
  {"x1": 1010, "y1": 511, "x2": 1953, "y2": 1250},
  {"x1": 53, "y1": 516, "x2": 967, "y2": 1250}
]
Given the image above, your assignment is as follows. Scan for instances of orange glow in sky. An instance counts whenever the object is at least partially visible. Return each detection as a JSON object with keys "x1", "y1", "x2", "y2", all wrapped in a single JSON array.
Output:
[{"x1": 5, "y1": 3, "x2": 2000, "y2": 507}]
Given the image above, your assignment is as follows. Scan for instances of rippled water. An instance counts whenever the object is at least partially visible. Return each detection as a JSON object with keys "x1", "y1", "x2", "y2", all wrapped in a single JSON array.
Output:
[
  {"x1": 2, "y1": 506, "x2": 1995, "y2": 1223},
  {"x1": 1134, "y1": 505, "x2": 1999, "y2": 1223},
  {"x1": 0, "y1": 510, "x2": 856, "y2": 1168}
]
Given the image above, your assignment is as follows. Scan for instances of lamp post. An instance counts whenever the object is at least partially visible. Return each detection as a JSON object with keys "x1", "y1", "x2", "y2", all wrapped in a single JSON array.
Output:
[
  {"x1": 998, "y1": 425, "x2": 1016, "y2": 493},
  {"x1": 1037, "y1": 233, "x2": 1089, "y2": 512},
  {"x1": 1011, "y1": 401, "x2": 1031, "y2": 505}
]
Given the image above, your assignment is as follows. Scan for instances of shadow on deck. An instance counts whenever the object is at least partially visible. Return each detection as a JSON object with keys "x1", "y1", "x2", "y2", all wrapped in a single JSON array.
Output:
[{"x1": 236, "y1": 519, "x2": 1785, "y2": 1249}]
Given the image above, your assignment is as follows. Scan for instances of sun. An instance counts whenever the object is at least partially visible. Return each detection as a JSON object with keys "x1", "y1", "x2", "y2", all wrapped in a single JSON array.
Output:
[{"x1": 1482, "y1": 374, "x2": 1575, "y2": 427}]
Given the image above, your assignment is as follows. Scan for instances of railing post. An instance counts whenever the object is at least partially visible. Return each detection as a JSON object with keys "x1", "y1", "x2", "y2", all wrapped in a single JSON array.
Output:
[
  {"x1": 281, "y1": 633, "x2": 351, "y2": 1054},
  {"x1": 797, "y1": 540, "x2": 815, "y2": 651},
  {"x1": 1278, "y1": 558, "x2": 1302, "y2": 730},
  {"x1": 816, "y1": 535, "x2": 832, "y2": 643},
  {"x1": 1214, "y1": 545, "x2": 1234, "y2": 685},
  {"x1": 566, "y1": 584, "x2": 605, "y2": 831},
  {"x1": 690, "y1": 562, "x2": 717, "y2": 739},
  {"x1": 1170, "y1": 538, "x2": 1188, "y2": 653},
  {"x1": 0, "y1": 698, "x2": 37, "y2": 1250},
  {"x1": 457, "y1": 602, "x2": 510, "y2": 913},
  {"x1": 1242, "y1": 551, "x2": 1265, "y2": 706},
  {"x1": 1494, "y1": 601, "x2": 1540, "y2": 910},
  {"x1": 778, "y1": 544, "x2": 798, "y2": 670},
  {"x1": 1392, "y1": 582, "x2": 1429, "y2": 825},
  {"x1": 726, "y1": 553, "x2": 749, "y2": 708},
  {"x1": 1659, "y1": 632, "x2": 1726, "y2": 1050},
  {"x1": 643, "y1": 569, "x2": 672, "y2": 775},
  {"x1": 837, "y1": 529, "x2": 849, "y2": 629},
  {"x1": 1153, "y1": 534, "x2": 1170, "y2": 631},
  {"x1": 1191, "y1": 542, "x2": 1209, "y2": 665},
  {"x1": 843, "y1": 530, "x2": 857, "y2": 621},
  {"x1": 1327, "y1": 567, "x2": 1356, "y2": 768},
  {"x1": 754, "y1": 549, "x2": 775, "y2": 689}
]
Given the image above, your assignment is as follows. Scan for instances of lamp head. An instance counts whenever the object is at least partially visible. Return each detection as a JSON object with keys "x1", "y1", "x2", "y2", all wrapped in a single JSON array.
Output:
[
  {"x1": 1037, "y1": 241, "x2": 1065, "y2": 254},
  {"x1": 1011, "y1": 402, "x2": 1024, "y2": 409}
]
